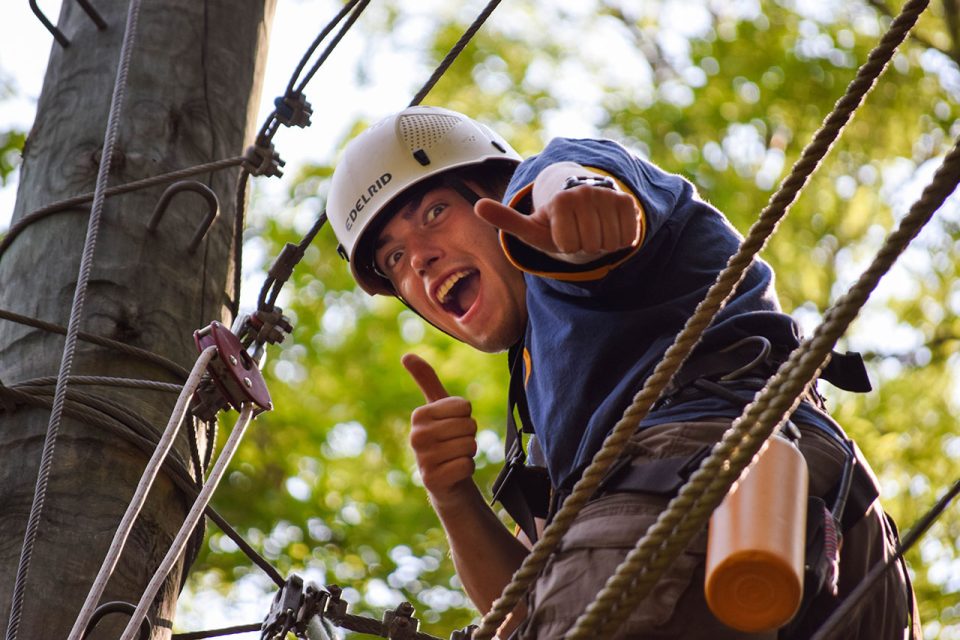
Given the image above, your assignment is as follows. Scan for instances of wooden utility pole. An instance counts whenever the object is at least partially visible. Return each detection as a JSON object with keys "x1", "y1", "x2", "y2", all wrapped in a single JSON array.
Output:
[{"x1": 0, "y1": 1, "x2": 275, "y2": 637}]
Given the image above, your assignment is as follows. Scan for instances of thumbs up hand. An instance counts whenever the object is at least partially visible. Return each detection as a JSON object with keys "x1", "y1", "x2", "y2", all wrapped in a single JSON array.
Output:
[
  {"x1": 474, "y1": 183, "x2": 639, "y2": 264},
  {"x1": 402, "y1": 353, "x2": 479, "y2": 506}
]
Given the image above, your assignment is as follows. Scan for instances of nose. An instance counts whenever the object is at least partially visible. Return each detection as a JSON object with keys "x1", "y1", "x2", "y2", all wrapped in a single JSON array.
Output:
[{"x1": 408, "y1": 238, "x2": 443, "y2": 276}]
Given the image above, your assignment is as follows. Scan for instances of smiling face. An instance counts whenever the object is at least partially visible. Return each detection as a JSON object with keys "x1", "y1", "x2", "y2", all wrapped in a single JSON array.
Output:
[{"x1": 372, "y1": 184, "x2": 527, "y2": 353}]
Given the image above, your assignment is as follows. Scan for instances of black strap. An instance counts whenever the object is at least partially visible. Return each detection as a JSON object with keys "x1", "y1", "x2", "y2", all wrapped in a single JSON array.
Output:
[{"x1": 490, "y1": 342, "x2": 550, "y2": 541}]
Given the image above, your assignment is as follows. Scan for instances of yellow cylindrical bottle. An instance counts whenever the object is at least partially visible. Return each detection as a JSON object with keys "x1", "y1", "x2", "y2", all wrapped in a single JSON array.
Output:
[{"x1": 705, "y1": 432, "x2": 808, "y2": 632}]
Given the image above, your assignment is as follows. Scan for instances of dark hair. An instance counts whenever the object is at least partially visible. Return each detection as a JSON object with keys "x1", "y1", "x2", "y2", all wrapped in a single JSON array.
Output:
[{"x1": 355, "y1": 160, "x2": 516, "y2": 286}]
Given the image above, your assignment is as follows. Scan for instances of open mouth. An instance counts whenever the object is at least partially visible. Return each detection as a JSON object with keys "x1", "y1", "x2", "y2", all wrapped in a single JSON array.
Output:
[{"x1": 435, "y1": 269, "x2": 480, "y2": 318}]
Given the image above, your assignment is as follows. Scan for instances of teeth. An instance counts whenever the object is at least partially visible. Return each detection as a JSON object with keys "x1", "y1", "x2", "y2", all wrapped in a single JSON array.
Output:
[{"x1": 436, "y1": 270, "x2": 470, "y2": 304}]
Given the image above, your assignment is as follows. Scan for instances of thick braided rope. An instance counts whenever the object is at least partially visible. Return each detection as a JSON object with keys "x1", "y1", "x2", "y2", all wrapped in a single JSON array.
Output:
[
  {"x1": 572, "y1": 134, "x2": 960, "y2": 638},
  {"x1": 473, "y1": 1, "x2": 928, "y2": 636},
  {"x1": 4, "y1": 1, "x2": 144, "y2": 637}
]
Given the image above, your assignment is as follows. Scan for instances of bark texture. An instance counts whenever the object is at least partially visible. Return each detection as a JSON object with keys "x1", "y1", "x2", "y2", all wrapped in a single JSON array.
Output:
[{"x1": 0, "y1": 1, "x2": 275, "y2": 637}]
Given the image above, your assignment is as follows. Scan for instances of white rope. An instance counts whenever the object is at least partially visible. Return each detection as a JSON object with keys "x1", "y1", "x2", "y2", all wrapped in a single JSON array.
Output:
[
  {"x1": 67, "y1": 346, "x2": 217, "y2": 640},
  {"x1": 119, "y1": 402, "x2": 258, "y2": 640}
]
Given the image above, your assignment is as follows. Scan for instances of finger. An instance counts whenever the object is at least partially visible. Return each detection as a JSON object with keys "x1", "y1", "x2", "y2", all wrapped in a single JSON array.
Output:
[
  {"x1": 415, "y1": 435, "x2": 479, "y2": 465},
  {"x1": 412, "y1": 397, "x2": 473, "y2": 421},
  {"x1": 573, "y1": 200, "x2": 603, "y2": 254},
  {"x1": 549, "y1": 205, "x2": 581, "y2": 254},
  {"x1": 597, "y1": 202, "x2": 622, "y2": 252},
  {"x1": 402, "y1": 353, "x2": 449, "y2": 403},
  {"x1": 475, "y1": 198, "x2": 556, "y2": 253}
]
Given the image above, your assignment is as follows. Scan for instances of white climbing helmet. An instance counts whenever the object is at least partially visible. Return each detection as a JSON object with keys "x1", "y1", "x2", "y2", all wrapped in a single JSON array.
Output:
[{"x1": 327, "y1": 105, "x2": 522, "y2": 295}]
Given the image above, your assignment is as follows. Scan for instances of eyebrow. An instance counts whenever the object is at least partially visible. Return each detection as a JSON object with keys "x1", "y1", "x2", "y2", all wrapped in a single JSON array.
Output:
[{"x1": 373, "y1": 193, "x2": 430, "y2": 252}]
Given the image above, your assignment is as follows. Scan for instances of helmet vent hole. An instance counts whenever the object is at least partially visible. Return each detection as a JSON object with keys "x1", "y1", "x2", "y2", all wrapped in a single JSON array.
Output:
[{"x1": 398, "y1": 113, "x2": 462, "y2": 153}]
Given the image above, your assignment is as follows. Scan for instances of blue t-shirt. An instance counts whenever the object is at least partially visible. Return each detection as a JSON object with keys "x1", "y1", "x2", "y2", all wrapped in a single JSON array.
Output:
[{"x1": 502, "y1": 137, "x2": 831, "y2": 491}]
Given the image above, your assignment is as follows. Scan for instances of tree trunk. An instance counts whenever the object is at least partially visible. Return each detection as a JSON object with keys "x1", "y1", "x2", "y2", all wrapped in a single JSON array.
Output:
[{"x1": 0, "y1": 1, "x2": 275, "y2": 637}]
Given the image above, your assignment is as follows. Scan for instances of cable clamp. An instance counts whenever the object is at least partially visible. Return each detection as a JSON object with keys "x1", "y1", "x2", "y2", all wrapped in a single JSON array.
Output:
[
  {"x1": 243, "y1": 135, "x2": 286, "y2": 178},
  {"x1": 275, "y1": 91, "x2": 314, "y2": 129},
  {"x1": 261, "y1": 575, "x2": 326, "y2": 640},
  {"x1": 382, "y1": 602, "x2": 420, "y2": 639},
  {"x1": 242, "y1": 307, "x2": 294, "y2": 347}
]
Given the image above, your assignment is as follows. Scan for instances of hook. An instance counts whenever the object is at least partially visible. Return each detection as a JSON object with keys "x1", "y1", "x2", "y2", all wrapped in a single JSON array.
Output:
[
  {"x1": 30, "y1": 0, "x2": 69, "y2": 47},
  {"x1": 82, "y1": 602, "x2": 151, "y2": 640},
  {"x1": 75, "y1": 0, "x2": 108, "y2": 31},
  {"x1": 148, "y1": 181, "x2": 220, "y2": 254},
  {"x1": 29, "y1": 0, "x2": 107, "y2": 48}
]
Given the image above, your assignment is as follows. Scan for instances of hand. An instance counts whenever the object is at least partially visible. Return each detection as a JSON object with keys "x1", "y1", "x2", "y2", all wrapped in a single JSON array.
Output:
[
  {"x1": 474, "y1": 183, "x2": 640, "y2": 262},
  {"x1": 402, "y1": 353, "x2": 479, "y2": 506}
]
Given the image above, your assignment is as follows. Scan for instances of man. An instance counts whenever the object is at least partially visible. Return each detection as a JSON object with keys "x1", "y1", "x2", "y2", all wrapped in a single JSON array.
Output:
[{"x1": 326, "y1": 106, "x2": 916, "y2": 638}]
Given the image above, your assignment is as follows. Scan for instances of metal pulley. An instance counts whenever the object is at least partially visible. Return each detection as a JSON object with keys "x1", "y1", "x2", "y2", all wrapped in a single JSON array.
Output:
[{"x1": 193, "y1": 321, "x2": 272, "y2": 414}]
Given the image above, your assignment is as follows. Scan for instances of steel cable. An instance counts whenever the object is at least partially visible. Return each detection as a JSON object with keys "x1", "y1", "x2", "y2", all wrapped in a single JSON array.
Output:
[
  {"x1": 810, "y1": 475, "x2": 960, "y2": 640},
  {"x1": 0, "y1": 156, "x2": 245, "y2": 263},
  {"x1": 0, "y1": 307, "x2": 190, "y2": 381},
  {"x1": 5, "y1": 0, "x2": 145, "y2": 636},
  {"x1": 285, "y1": 0, "x2": 363, "y2": 96},
  {"x1": 473, "y1": 0, "x2": 930, "y2": 635},
  {"x1": 408, "y1": 0, "x2": 504, "y2": 107},
  {"x1": 0, "y1": 382, "x2": 284, "y2": 588},
  {"x1": 293, "y1": 0, "x2": 370, "y2": 96},
  {"x1": 16, "y1": 375, "x2": 183, "y2": 393},
  {"x1": 257, "y1": 0, "x2": 505, "y2": 312}
]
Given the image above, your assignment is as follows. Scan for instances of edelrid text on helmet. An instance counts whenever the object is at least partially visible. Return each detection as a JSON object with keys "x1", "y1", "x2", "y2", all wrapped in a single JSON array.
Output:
[
  {"x1": 344, "y1": 173, "x2": 392, "y2": 231},
  {"x1": 327, "y1": 106, "x2": 521, "y2": 295}
]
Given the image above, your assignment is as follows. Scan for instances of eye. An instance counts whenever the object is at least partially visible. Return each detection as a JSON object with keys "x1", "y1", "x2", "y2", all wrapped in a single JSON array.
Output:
[
  {"x1": 383, "y1": 248, "x2": 404, "y2": 272},
  {"x1": 424, "y1": 202, "x2": 447, "y2": 223}
]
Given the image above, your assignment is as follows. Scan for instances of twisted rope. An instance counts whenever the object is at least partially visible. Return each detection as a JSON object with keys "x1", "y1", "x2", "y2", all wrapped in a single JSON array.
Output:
[
  {"x1": 572, "y1": 131, "x2": 960, "y2": 639},
  {"x1": 16, "y1": 375, "x2": 182, "y2": 393},
  {"x1": 5, "y1": 0, "x2": 145, "y2": 636},
  {"x1": 473, "y1": 0, "x2": 929, "y2": 635},
  {"x1": 0, "y1": 308, "x2": 189, "y2": 382},
  {"x1": 67, "y1": 346, "x2": 218, "y2": 640}
]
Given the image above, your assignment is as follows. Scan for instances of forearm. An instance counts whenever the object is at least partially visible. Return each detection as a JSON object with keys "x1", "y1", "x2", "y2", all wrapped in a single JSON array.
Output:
[{"x1": 430, "y1": 481, "x2": 530, "y2": 614}]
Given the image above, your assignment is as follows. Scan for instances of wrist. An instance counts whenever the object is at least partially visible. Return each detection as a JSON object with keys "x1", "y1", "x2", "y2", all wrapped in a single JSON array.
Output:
[
  {"x1": 428, "y1": 479, "x2": 483, "y2": 513},
  {"x1": 562, "y1": 175, "x2": 618, "y2": 191}
]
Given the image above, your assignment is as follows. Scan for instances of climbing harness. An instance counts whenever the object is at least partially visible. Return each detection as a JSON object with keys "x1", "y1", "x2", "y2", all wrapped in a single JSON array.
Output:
[{"x1": 474, "y1": 0, "x2": 935, "y2": 637}]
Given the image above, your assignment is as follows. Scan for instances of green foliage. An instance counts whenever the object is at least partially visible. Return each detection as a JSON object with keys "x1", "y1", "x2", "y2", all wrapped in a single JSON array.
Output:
[{"x1": 190, "y1": 1, "x2": 960, "y2": 636}]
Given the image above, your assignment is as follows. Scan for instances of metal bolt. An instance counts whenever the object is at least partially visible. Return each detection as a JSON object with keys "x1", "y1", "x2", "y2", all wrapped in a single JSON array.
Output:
[
  {"x1": 229, "y1": 355, "x2": 238, "y2": 366},
  {"x1": 243, "y1": 377, "x2": 252, "y2": 388}
]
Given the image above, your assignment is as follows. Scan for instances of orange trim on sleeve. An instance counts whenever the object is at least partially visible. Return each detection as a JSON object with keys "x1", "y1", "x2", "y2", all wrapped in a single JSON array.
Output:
[
  {"x1": 498, "y1": 167, "x2": 646, "y2": 282},
  {"x1": 522, "y1": 347, "x2": 532, "y2": 387}
]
